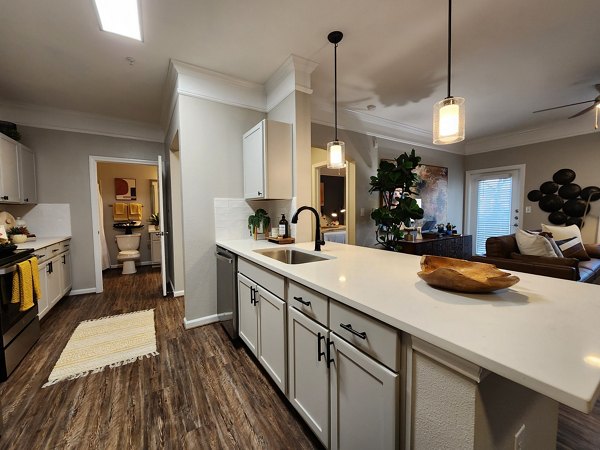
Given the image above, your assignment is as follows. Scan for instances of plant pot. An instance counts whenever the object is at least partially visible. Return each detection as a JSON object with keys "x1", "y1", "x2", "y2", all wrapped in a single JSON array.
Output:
[{"x1": 11, "y1": 234, "x2": 27, "y2": 244}]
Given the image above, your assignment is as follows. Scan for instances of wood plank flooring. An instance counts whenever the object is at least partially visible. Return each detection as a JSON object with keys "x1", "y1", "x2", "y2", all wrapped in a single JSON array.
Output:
[
  {"x1": 1, "y1": 267, "x2": 599, "y2": 449},
  {"x1": 0, "y1": 268, "x2": 321, "y2": 449}
]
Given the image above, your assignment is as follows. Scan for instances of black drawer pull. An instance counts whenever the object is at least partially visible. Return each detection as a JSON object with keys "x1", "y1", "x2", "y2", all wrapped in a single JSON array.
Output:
[
  {"x1": 293, "y1": 296, "x2": 311, "y2": 306},
  {"x1": 317, "y1": 332, "x2": 326, "y2": 362},
  {"x1": 340, "y1": 323, "x2": 367, "y2": 340}
]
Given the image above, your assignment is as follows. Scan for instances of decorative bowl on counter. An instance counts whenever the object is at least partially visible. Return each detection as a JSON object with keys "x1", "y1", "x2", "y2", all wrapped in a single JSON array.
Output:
[
  {"x1": 10, "y1": 234, "x2": 28, "y2": 244},
  {"x1": 418, "y1": 255, "x2": 520, "y2": 293}
]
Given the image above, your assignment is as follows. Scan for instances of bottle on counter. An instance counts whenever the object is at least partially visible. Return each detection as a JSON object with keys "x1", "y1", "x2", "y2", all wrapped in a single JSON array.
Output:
[{"x1": 279, "y1": 214, "x2": 289, "y2": 238}]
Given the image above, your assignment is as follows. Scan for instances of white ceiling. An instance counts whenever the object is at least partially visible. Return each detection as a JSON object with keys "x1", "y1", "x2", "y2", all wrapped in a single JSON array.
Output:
[{"x1": 1, "y1": 0, "x2": 599, "y2": 145}]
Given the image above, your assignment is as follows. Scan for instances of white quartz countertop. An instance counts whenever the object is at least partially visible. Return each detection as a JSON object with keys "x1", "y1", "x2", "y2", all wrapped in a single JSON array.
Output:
[
  {"x1": 217, "y1": 239, "x2": 600, "y2": 413},
  {"x1": 15, "y1": 236, "x2": 71, "y2": 251}
]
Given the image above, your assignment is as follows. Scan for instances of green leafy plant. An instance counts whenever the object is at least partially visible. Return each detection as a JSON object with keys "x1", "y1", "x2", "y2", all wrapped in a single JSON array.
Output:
[
  {"x1": 7, "y1": 226, "x2": 29, "y2": 236},
  {"x1": 369, "y1": 150, "x2": 424, "y2": 251},
  {"x1": 148, "y1": 213, "x2": 160, "y2": 226},
  {"x1": 248, "y1": 209, "x2": 270, "y2": 237}
]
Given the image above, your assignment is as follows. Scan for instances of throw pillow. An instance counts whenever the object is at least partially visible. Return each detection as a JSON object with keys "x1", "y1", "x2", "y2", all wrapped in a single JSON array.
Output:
[
  {"x1": 525, "y1": 230, "x2": 564, "y2": 257},
  {"x1": 541, "y1": 224, "x2": 583, "y2": 242},
  {"x1": 555, "y1": 236, "x2": 590, "y2": 261},
  {"x1": 515, "y1": 229, "x2": 558, "y2": 257}
]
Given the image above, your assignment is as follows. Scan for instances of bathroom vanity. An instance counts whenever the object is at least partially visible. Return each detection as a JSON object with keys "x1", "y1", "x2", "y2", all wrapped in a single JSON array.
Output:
[{"x1": 217, "y1": 239, "x2": 600, "y2": 449}]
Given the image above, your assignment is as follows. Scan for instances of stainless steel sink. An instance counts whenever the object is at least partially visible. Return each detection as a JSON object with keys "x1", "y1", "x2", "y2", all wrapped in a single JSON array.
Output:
[{"x1": 254, "y1": 248, "x2": 330, "y2": 264}]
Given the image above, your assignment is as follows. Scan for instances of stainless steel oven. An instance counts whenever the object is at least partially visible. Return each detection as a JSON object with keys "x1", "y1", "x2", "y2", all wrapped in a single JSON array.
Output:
[{"x1": 0, "y1": 249, "x2": 40, "y2": 381}]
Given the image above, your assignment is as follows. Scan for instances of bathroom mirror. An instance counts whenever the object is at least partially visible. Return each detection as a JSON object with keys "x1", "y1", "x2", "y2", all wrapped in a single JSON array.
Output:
[{"x1": 150, "y1": 180, "x2": 159, "y2": 215}]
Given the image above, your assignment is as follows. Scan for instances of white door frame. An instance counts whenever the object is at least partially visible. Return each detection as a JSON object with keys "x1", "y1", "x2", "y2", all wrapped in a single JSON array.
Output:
[
  {"x1": 89, "y1": 155, "x2": 159, "y2": 293},
  {"x1": 464, "y1": 164, "x2": 526, "y2": 238}
]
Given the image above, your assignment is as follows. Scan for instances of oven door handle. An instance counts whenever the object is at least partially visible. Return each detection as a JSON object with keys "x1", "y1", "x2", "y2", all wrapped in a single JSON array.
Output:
[{"x1": 0, "y1": 264, "x2": 18, "y2": 275}]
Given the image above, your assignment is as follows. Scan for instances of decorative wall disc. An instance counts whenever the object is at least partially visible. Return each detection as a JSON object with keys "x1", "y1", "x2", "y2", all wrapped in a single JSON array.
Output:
[
  {"x1": 563, "y1": 199, "x2": 590, "y2": 217},
  {"x1": 557, "y1": 183, "x2": 581, "y2": 199},
  {"x1": 566, "y1": 217, "x2": 583, "y2": 228},
  {"x1": 527, "y1": 190, "x2": 542, "y2": 201},
  {"x1": 539, "y1": 194, "x2": 564, "y2": 212},
  {"x1": 540, "y1": 181, "x2": 559, "y2": 194},
  {"x1": 548, "y1": 211, "x2": 568, "y2": 225},
  {"x1": 552, "y1": 168, "x2": 576, "y2": 185},
  {"x1": 580, "y1": 186, "x2": 600, "y2": 201}
]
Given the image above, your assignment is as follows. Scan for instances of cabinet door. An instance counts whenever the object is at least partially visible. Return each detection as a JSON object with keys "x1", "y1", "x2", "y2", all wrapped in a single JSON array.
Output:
[
  {"x1": 238, "y1": 273, "x2": 258, "y2": 356},
  {"x1": 257, "y1": 286, "x2": 286, "y2": 393},
  {"x1": 60, "y1": 251, "x2": 72, "y2": 295},
  {"x1": 37, "y1": 261, "x2": 49, "y2": 319},
  {"x1": 330, "y1": 333, "x2": 399, "y2": 450},
  {"x1": 46, "y1": 258, "x2": 62, "y2": 307},
  {"x1": 0, "y1": 137, "x2": 20, "y2": 202},
  {"x1": 288, "y1": 307, "x2": 330, "y2": 447},
  {"x1": 151, "y1": 234, "x2": 161, "y2": 264},
  {"x1": 18, "y1": 145, "x2": 37, "y2": 204},
  {"x1": 243, "y1": 122, "x2": 265, "y2": 199}
]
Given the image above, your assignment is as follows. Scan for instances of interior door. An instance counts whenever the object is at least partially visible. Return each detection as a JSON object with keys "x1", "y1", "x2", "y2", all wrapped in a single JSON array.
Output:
[
  {"x1": 158, "y1": 155, "x2": 167, "y2": 296},
  {"x1": 468, "y1": 168, "x2": 522, "y2": 255}
]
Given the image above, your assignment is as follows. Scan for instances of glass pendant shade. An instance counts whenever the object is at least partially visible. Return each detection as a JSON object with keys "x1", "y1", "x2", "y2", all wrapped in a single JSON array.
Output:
[
  {"x1": 433, "y1": 97, "x2": 465, "y2": 145},
  {"x1": 327, "y1": 140, "x2": 346, "y2": 169}
]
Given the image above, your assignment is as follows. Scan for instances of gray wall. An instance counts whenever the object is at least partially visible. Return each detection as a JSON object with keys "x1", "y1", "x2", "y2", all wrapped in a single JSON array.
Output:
[
  {"x1": 465, "y1": 133, "x2": 600, "y2": 230},
  {"x1": 178, "y1": 95, "x2": 264, "y2": 322},
  {"x1": 312, "y1": 123, "x2": 465, "y2": 247},
  {"x1": 18, "y1": 126, "x2": 164, "y2": 291}
]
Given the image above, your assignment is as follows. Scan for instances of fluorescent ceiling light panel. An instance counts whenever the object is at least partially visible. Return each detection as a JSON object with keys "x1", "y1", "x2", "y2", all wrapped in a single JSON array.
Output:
[{"x1": 94, "y1": 0, "x2": 142, "y2": 41}]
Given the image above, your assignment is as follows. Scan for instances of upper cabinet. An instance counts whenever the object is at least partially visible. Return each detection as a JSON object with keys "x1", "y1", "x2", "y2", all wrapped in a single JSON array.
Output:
[
  {"x1": 0, "y1": 133, "x2": 37, "y2": 204},
  {"x1": 243, "y1": 119, "x2": 292, "y2": 200},
  {"x1": 18, "y1": 145, "x2": 37, "y2": 204}
]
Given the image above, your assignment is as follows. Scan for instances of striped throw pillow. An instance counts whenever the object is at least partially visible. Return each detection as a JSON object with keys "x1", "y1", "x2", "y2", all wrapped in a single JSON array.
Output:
[{"x1": 555, "y1": 236, "x2": 590, "y2": 261}]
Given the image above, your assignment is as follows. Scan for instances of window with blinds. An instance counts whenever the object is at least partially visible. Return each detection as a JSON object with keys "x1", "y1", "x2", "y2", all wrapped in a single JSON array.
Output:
[{"x1": 475, "y1": 176, "x2": 513, "y2": 255}]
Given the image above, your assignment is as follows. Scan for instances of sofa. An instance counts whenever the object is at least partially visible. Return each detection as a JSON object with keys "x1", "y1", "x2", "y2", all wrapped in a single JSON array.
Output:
[{"x1": 471, "y1": 234, "x2": 600, "y2": 283}]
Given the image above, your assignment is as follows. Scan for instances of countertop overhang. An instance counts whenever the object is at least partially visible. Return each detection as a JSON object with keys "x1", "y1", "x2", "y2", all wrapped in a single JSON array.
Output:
[{"x1": 217, "y1": 239, "x2": 600, "y2": 413}]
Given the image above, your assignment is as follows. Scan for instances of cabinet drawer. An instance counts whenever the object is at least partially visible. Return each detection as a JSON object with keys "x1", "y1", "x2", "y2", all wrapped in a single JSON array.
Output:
[
  {"x1": 34, "y1": 247, "x2": 50, "y2": 263},
  {"x1": 330, "y1": 301, "x2": 400, "y2": 372},
  {"x1": 47, "y1": 243, "x2": 62, "y2": 258},
  {"x1": 59, "y1": 240, "x2": 71, "y2": 253},
  {"x1": 238, "y1": 258, "x2": 284, "y2": 299},
  {"x1": 288, "y1": 280, "x2": 328, "y2": 326}
]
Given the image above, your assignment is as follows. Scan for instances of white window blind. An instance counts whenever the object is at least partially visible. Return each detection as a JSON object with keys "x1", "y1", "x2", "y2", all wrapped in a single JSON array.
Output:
[{"x1": 475, "y1": 176, "x2": 513, "y2": 255}]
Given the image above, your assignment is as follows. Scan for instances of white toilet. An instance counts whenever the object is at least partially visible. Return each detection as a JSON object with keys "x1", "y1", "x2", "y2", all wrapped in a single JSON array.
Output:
[{"x1": 115, "y1": 233, "x2": 141, "y2": 274}]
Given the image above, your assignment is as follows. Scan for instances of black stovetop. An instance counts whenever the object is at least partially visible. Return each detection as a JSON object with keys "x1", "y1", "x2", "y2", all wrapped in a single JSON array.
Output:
[{"x1": 0, "y1": 248, "x2": 34, "y2": 267}]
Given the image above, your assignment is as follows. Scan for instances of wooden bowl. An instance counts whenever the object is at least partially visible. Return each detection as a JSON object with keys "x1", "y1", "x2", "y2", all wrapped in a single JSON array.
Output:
[{"x1": 418, "y1": 255, "x2": 520, "y2": 293}]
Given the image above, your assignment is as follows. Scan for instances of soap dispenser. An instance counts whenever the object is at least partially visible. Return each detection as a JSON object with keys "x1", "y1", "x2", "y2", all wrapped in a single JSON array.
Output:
[{"x1": 279, "y1": 214, "x2": 289, "y2": 238}]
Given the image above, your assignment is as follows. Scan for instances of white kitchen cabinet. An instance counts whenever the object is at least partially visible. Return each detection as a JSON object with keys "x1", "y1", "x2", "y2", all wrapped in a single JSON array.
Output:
[
  {"x1": 150, "y1": 231, "x2": 161, "y2": 265},
  {"x1": 329, "y1": 333, "x2": 399, "y2": 450},
  {"x1": 36, "y1": 261, "x2": 49, "y2": 319},
  {"x1": 288, "y1": 306, "x2": 330, "y2": 447},
  {"x1": 59, "y1": 251, "x2": 72, "y2": 295},
  {"x1": 257, "y1": 287, "x2": 287, "y2": 393},
  {"x1": 0, "y1": 135, "x2": 20, "y2": 203},
  {"x1": 35, "y1": 239, "x2": 72, "y2": 319},
  {"x1": 17, "y1": 144, "x2": 36, "y2": 204},
  {"x1": 243, "y1": 119, "x2": 292, "y2": 200},
  {"x1": 45, "y1": 258, "x2": 62, "y2": 307},
  {"x1": 238, "y1": 273, "x2": 259, "y2": 355}
]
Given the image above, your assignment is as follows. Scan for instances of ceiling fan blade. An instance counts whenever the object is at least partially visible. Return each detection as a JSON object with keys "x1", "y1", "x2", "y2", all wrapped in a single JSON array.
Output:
[
  {"x1": 568, "y1": 103, "x2": 598, "y2": 119},
  {"x1": 533, "y1": 100, "x2": 595, "y2": 114}
]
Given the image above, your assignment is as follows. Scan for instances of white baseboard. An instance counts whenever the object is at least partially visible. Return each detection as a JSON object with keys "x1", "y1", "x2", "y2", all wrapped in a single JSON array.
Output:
[
  {"x1": 172, "y1": 289, "x2": 184, "y2": 297},
  {"x1": 184, "y1": 314, "x2": 219, "y2": 329},
  {"x1": 69, "y1": 288, "x2": 97, "y2": 296},
  {"x1": 218, "y1": 312, "x2": 233, "y2": 321}
]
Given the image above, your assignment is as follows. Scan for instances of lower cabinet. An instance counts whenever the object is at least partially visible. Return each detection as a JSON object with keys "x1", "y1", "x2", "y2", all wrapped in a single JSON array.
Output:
[
  {"x1": 59, "y1": 251, "x2": 72, "y2": 295},
  {"x1": 46, "y1": 258, "x2": 62, "y2": 307},
  {"x1": 238, "y1": 273, "x2": 258, "y2": 355},
  {"x1": 36, "y1": 261, "x2": 49, "y2": 318},
  {"x1": 35, "y1": 240, "x2": 72, "y2": 320}
]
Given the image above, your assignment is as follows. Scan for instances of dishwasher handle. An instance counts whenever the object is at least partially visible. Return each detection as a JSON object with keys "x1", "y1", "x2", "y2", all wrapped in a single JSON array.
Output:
[{"x1": 215, "y1": 252, "x2": 233, "y2": 264}]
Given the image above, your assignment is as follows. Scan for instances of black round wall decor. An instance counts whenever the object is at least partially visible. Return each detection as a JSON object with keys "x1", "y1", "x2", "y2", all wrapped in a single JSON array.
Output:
[
  {"x1": 558, "y1": 183, "x2": 581, "y2": 199},
  {"x1": 563, "y1": 199, "x2": 590, "y2": 217},
  {"x1": 552, "y1": 168, "x2": 576, "y2": 185},
  {"x1": 566, "y1": 217, "x2": 583, "y2": 228},
  {"x1": 580, "y1": 186, "x2": 600, "y2": 201},
  {"x1": 540, "y1": 181, "x2": 559, "y2": 194},
  {"x1": 527, "y1": 190, "x2": 543, "y2": 201},
  {"x1": 539, "y1": 194, "x2": 564, "y2": 212},
  {"x1": 548, "y1": 211, "x2": 568, "y2": 225}
]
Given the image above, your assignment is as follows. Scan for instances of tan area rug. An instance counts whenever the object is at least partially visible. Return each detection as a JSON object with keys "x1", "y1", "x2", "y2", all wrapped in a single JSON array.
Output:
[{"x1": 43, "y1": 309, "x2": 158, "y2": 387}]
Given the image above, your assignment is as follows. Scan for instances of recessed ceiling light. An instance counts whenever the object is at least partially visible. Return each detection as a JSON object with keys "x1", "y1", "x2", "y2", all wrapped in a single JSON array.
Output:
[{"x1": 94, "y1": 0, "x2": 142, "y2": 41}]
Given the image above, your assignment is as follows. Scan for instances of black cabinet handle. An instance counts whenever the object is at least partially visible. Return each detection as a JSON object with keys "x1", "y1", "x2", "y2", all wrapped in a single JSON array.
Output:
[
  {"x1": 293, "y1": 296, "x2": 311, "y2": 306},
  {"x1": 62, "y1": 255, "x2": 66, "y2": 264},
  {"x1": 257, "y1": 191, "x2": 262, "y2": 196},
  {"x1": 1, "y1": 195, "x2": 8, "y2": 200},
  {"x1": 340, "y1": 323, "x2": 367, "y2": 340},
  {"x1": 250, "y1": 286, "x2": 258, "y2": 306},
  {"x1": 326, "y1": 339, "x2": 335, "y2": 368},
  {"x1": 317, "y1": 332, "x2": 327, "y2": 362},
  {"x1": 24, "y1": 198, "x2": 29, "y2": 202}
]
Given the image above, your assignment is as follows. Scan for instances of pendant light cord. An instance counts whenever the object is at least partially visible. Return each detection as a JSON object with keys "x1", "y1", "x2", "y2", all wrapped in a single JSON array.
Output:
[
  {"x1": 447, "y1": 0, "x2": 452, "y2": 99},
  {"x1": 334, "y1": 42, "x2": 338, "y2": 140}
]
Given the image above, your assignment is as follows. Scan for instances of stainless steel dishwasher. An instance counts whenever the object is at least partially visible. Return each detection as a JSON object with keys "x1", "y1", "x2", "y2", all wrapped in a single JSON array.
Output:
[{"x1": 216, "y1": 246, "x2": 238, "y2": 340}]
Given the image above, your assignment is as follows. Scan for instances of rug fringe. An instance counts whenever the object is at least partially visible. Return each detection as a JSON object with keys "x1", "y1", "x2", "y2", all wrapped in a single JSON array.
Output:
[
  {"x1": 42, "y1": 351, "x2": 159, "y2": 388},
  {"x1": 79, "y1": 309, "x2": 155, "y2": 324}
]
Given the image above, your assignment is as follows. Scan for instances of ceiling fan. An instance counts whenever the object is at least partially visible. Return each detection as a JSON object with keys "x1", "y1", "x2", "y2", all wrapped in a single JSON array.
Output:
[{"x1": 533, "y1": 84, "x2": 600, "y2": 129}]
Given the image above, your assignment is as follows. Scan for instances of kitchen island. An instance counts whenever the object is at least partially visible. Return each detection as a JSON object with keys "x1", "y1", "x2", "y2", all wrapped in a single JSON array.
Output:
[{"x1": 217, "y1": 239, "x2": 600, "y2": 449}]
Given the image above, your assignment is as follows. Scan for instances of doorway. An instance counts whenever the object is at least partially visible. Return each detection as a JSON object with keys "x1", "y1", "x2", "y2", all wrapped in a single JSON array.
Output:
[
  {"x1": 89, "y1": 156, "x2": 167, "y2": 294},
  {"x1": 465, "y1": 165, "x2": 525, "y2": 255}
]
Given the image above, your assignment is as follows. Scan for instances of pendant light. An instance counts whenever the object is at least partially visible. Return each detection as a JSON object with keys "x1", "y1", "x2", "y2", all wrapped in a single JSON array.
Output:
[
  {"x1": 327, "y1": 31, "x2": 346, "y2": 169},
  {"x1": 433, "y1": 0, "x2": 465, "y2": 145}
]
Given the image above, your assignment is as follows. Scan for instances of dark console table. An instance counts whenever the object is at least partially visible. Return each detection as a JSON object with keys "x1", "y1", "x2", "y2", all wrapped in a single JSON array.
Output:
[{"x1": 399, "y1": 234, "x2": 472, "y2": 259}]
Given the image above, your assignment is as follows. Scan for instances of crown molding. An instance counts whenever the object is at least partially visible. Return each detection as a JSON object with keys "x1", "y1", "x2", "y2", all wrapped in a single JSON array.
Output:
[
  {"x1": 0, "y1": 100, "x2": 164, "y2": 142},
  {"x1": 311, "y1": 98, "x2": 465, "y2": 154},
  {"x1": 464, "y1": 118, "x2": 598, "y2": 154},
  {"x1": 265, "y1": 55, "x2": 318, "y2": 112}
]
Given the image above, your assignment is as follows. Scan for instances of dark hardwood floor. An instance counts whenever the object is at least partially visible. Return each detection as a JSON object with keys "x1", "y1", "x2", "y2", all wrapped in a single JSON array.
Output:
[
  {"x1": 0, "y1": 267, "x2": 321, "y2": 449},
  {"x1": 1, "y1": 267, "x2": 599, "y2": 449}
]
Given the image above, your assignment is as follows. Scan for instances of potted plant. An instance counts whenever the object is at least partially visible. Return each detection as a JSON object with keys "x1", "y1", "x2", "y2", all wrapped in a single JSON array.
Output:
[
  {"x1": 248, "y1": 209, "x2": 271, "y2": 240},
  {"x1": 7, "y1": 226, "x2": 30, "y2": 244},
  {"x1": 369, "y1": 150, "x2": 424, "y2": 251},
  {"x1": 148, "y1": 213, "x2": 160, "y2": 227}
]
